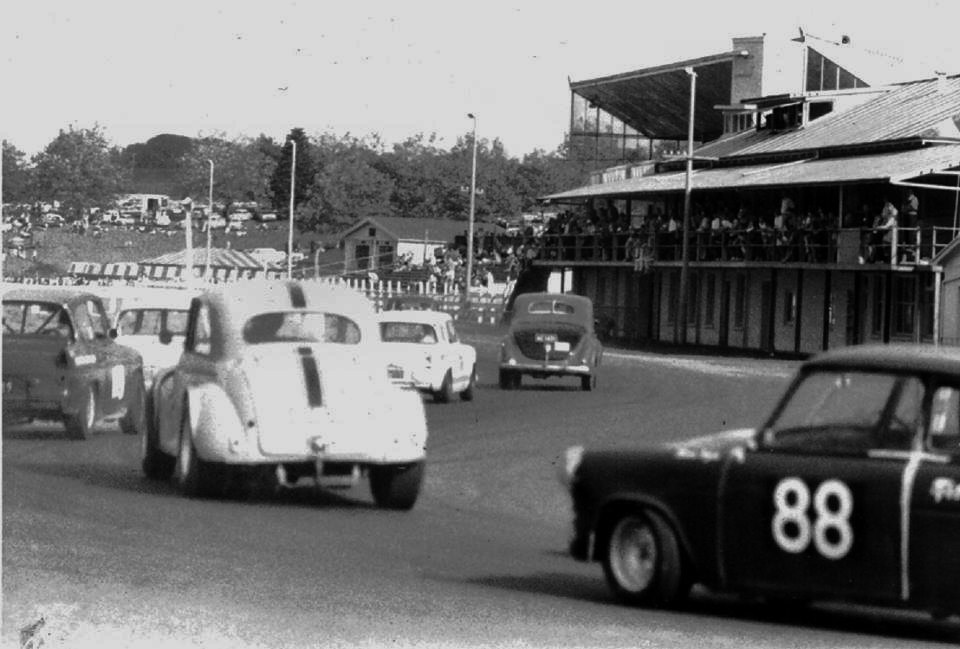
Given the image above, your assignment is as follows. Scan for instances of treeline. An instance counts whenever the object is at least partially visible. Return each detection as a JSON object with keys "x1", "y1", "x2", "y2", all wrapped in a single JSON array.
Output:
[{"x1": 3, "y1": 125, "x2": 630, "y2": 233}]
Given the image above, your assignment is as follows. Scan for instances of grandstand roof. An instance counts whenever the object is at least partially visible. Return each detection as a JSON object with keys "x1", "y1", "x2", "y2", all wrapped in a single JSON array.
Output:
[{"x1": 141, "y1": 248, "x2": 281, "y2": 269}]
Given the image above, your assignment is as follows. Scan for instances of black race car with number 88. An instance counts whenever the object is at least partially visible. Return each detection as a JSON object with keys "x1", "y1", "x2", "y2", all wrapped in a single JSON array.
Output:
[{"x1": 558, "y1": 344, "x2": 960, "y2": 620}]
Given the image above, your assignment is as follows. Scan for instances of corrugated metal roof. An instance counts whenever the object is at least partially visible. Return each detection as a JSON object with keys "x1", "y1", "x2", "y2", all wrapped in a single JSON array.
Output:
[
  {"x1": 724, "y1": 75, "x2": 960, "y2": 159},
  {"x1": 543, "y1": 144, "x2": 960, "y2": 200},
  {"x1": 340, "y1": 217, "x2": 479, "y2": 243},
  {"x1": 142, "y1": 248, "x2": 279, "y2": 269}
]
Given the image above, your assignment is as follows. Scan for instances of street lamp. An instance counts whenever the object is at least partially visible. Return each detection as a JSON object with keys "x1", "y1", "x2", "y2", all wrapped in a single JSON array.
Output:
[
  {"x1": 677, "y1": 67, "x2": 697, "y2": 344},
  {"x1": 287, "y1": 139, "x2": 297, "y2": 279},
  {"x1": 466, "y1": 113, "x2": 478, "y2": 299},
  {"x1": 206, "y1": 159, "x2": 214, "y2": 281}
]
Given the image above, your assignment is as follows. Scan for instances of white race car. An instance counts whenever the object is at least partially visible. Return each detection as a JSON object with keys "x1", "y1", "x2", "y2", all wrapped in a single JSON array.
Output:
[
  {"x1": 378, "y1": 309, "x2": 477, "y2": 403},
  {"x1": 114, "y1": 291, "x2": 194, "y2": 389},
  {"x1": 144, "y1": 281, "x2": 429, "y2": 509}
]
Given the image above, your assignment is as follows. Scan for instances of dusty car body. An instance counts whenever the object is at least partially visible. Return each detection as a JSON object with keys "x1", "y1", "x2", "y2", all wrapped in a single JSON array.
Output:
[
  {"x1": 559, "y1": 344, "x2": 960, "y2": 619},
  {"x1": 145, "y1": 281, "x2": 429, "y2": 509},
  {"x1": 2, "y1": 286, "x2": 145, "y2": 439},
  {"x1": 378, "y1": 310, "x2": 477, "y2": 403},
  {"x1": 114, "y1": 292, "x2": 193, "y2": 389},
  {"x1": 499, "y1": 292, "x2": 602, "y2": 391}
]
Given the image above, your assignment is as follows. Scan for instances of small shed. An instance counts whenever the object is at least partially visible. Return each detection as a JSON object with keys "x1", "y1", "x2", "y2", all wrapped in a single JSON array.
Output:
[{"x1": 339, "y1": 217, "x2": 469, "y2": 273}]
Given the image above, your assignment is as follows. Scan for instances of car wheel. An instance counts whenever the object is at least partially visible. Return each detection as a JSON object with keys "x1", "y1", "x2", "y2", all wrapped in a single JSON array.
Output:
[
  {"x1": 64, "y1": 385, "x2": 96, "y2": 440},
  {"x1": 175, "y1": 407, "x2": 214, "y2": 497},
  {"x1": 141, "y1": 392, "x2": 175, "y2": 480},
  {"x1": 460, "y1": 366, "x2": 477, "y2": 401},
  {"x1": 120, "y1": 375, "x2": 146, "y2": 435},
  {"x1": 603, "y1": 509, "x2": 688, "y2": 607},
  {"x1": 369, "y1": 461, "x2": 424, "y2": 510},
  {"x1": 433, "y1": 370, "x2": 455, "y2": 403},
  {"x1": 581, "y1": 374, "x2": 597, "y2": 391}
]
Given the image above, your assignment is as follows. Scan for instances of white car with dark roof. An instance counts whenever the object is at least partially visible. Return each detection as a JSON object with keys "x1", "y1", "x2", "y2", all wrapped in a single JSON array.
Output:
[{"x1": 144, "y1": 281, "x2": 429, "y2": 509}]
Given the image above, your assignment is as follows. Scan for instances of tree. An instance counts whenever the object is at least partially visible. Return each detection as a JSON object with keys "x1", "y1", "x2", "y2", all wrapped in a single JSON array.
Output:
[
  {"x1": 177, "y1": 133, "x2": 277, "y2": 213},
  {"x1": 2, "y1": 140, "x2": 33, "y2": 203},
  {"x1": 31, "y1": 125, "x2": 127, "y2": 218},
  {"x1": 269, "y1": 127, "x2": 316, "y2": 213}
]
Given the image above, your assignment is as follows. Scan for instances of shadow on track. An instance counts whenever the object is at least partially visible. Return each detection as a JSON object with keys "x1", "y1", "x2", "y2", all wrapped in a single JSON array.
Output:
[
  {"x1": 14, "y1": 460, "x2": 378, "y2": 510},
  {"x1": 465, "y1": 572, "x2": 959, "y2": 644}
]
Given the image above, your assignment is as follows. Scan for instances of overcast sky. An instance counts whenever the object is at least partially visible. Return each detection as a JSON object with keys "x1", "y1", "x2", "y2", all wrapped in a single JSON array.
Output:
[{"x1": 3, "y1": 0, "x2": 959, "y2": 159}]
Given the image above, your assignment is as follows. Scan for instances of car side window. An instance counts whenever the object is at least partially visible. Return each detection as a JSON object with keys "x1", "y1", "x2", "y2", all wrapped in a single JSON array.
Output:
[
  {"x1": 72, "y1": 303, "x2": 97, "y2": 341},
  {"x1": 878, "y1": 376, "x2": 925, "y2": 451},
  {"x1": 929, "y1": 386, "x2": 960, "y2": 454},
  {"x1": 189, "y1": 303, "x2": 213, "y2": 355},
  {"x1": 86, "y1": 300, "x2": 109, "y2": 338}
]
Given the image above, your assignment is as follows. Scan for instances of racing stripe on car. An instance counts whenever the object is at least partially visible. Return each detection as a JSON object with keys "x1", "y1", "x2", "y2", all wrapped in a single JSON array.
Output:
[
  {"x1": 288, "y1": 283, "x2": 307, "y2": 308},
  {"x1": 297, "y1": 346, "x2": 323, "y2": 407}
]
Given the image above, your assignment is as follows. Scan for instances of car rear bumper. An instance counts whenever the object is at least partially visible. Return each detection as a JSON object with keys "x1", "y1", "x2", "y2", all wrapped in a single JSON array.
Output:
[{"x1": 499, "y1": 361, "x2": 592, "y2": 376}]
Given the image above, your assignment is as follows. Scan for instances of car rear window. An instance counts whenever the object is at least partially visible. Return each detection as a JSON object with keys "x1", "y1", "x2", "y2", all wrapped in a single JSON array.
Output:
[
  {"x1": 380, "y1": 322, "x2": 438, "y2": 344},
  {"x1": 243, "y1": 311, "x2": 361, "y2": 345},
  {"x1": 528, "y1": 300, "x2": 576, "y2": 315},
  {"x1": 2, "y1": 301, "x2": 72, "y2": 338},
  {"x1": 117, "y1": 309, "x2": 190, "y2": 336}
]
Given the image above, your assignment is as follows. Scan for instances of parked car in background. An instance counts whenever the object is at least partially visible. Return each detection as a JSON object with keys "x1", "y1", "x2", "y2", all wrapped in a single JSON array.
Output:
[
  {"x1": 202, "y1": 215, "x2": 226, "y2": 230},
  {"x1": 378, "y1": 310, "x2": 476, "y2": 402},
  {"x1": 247, "y1": 247, "x2": 286, "y2": 266},
  {"x1": 145, "y1": 281, "x2": 428, "y2": 509},
  {"x1": 114, "y1": 292, "x2": 193, "y2": 389},
  {"x1": 558, "y1": 344, "x2": 960, "y2": 618},
  {"x1": 499, "y1": 292, "x2": 602, "y2": 391},
  {"x1": 42, "y1": 213, "x2": 64, "y2": 227},
  {"x1": 2, "y1": 287, "x2": 146, "y2": 439},
  {"x1": 257, "y1": 212, "x2": 278, "y2": 222}
]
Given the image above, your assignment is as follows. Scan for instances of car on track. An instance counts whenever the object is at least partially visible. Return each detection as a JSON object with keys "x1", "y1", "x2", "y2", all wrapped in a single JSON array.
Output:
[
  {"x1": 114, "y1": 292, "x2": 193, "y2": 389},
  {"x1": 2, "y1": 287, "x2": 146, "y2": 439},
  {"x1": 378, "y1": 309, "x2": 477, "y2": 403},
  {"x1": 558, "y1": 344, "x2": 960, "y2": 619},
  {"x1": 499, "y1": 292, "x2": 602, "y2": 391},
  {"x1": 144, "y1": 280, "x2": 429, "y2": 509}
]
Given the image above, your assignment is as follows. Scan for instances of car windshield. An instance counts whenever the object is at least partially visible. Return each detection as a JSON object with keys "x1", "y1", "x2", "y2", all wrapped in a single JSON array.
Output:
[
  {"x1": 243, "y1": 311, "x2": 361, "y2": 344},
  {"x1": 763, "y1": 369, "x2": 924, "y2": 453},
  {"x1": 2, "y1": 301, "x2": 72, "y2": 338},
  {"x1": 380, "y1": 322, "x2": 438, "y2": 344},
  {"x1": 117, "y1": 308, "x2": 189, "y2": 336}
]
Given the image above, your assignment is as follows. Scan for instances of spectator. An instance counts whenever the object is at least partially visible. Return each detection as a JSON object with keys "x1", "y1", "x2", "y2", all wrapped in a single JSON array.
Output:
[{"x1": 901, "y1": 189, "x2": 920, "y2": 261}]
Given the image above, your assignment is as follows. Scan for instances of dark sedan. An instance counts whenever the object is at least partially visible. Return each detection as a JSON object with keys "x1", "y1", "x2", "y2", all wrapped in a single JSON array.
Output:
[
  {"x1": 558, "y1": 344, "x2": 960, "y2": 619},
  {"x1": 2, "y1": 287, "x2": 145, "y2": 439}
]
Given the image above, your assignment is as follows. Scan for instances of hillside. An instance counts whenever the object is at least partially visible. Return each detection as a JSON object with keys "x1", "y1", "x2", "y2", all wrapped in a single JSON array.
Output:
[{"x1": 2, "y1": 224, "x2": 335, "y2": 279}]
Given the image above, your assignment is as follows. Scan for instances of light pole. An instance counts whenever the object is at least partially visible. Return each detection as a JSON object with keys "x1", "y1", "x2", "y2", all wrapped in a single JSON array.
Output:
[
  {"x1": 466, "y1": 113, "x2": 478, "y2": 299},
  {"x1": 206, "y1": 159, "x2": 214, "y2": 281},
  {"x1": 287, "y1": 139, "x2": 297, "y2": 279},
  {"x1": 677, "y1": 67, "x2": 696, "y2": 345}
]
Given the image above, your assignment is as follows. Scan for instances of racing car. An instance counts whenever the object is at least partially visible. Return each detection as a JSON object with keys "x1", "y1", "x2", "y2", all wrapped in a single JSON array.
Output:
[
  {"x1": 143, "y1": 281, "x2": 429, "y2": 509},
  {"x1": 559, "y1": 344, "x2": 960, "y2": 619}
]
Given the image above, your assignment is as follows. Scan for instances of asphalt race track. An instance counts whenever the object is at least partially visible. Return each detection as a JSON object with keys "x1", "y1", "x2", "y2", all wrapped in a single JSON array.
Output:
[{"x1": 4, "y1": 334, "x2": 959, "y2": 648}]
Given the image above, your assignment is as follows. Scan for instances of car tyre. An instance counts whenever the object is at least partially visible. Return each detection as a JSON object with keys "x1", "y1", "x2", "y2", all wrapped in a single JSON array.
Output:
[
  {"x1": 141, "y1": 392, "x2": 175, "y2": 480},
  {"x1": 175, "y1": 407, "x2": 215, "y2": 498},
  {"x1": 64, "y1": 384, "x2": 96, "y2": 440},
  {"x1": 460, "y1": 366, "x2": 477, "y2": 401},
  {"x1": 603, "y1": 509, "x2": 688, "y2": 607},
  {"x1": 581, "y1": 374, "x2": 597, "y2": 391},
  {"x1": 433, "y1": 370, "x2": 455, "y2": 403},
  {"x1": 120, "y1": 374, "x2": 146, "y2": 435},
  {"x1": 369, "y1": 461, "x2": 424, "y2": 510}
]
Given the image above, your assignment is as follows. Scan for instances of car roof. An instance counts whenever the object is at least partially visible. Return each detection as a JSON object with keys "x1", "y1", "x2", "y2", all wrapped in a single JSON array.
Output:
[
  {"x1": 511, "y1": 292, "x2": 593, "y2": 325},
  {"x1": 203, "y1": 280, "x2": 375, "y2": 321},
  {"x1": 376, "y1": 310, "x2": 451, "y2": 325},
  {"x1": 2, "y1": 285, "x2": 100, "y2": 307},
  {"x1": 513, "y1": 292, "x2": 592, "y2": 311},
  {"x1": 804, "y1": 344, "x2": 960, "y2": 376},
  {"x1": 116, "y1": 290, "x2": 197, "y2": 312}
]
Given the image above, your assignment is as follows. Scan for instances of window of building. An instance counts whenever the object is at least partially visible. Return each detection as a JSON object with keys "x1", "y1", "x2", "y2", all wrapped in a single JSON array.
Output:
[
  {"x1": 377, "y1": 244, "x2": 394, "y2": 269},
  {"x1": 704, "y1": 274, "x2": 716, "y2": 328},
  {"x1": 733, "y1": 275, "x2": 746, "y2": 329},
  {"x1": 667, "y1": 272, "x2": 679, "y2": 325},
  {"x1": 893, "y1": 276, "x2": 916, "y2": 336},
  {"x1": 921, "y1": 274, "x2": 935, "y2": 338},
  {"x1": 354, "y1": 243, "x2": 371, "y2": 270},
  {"x1": 688, "y1": 274, "x2": 699, "y2": 324},
  {"x1": 784, "y1": 290, "x2": 796, "y2": 325},
  {"x1": 871, "y1": 277, "x2": 885, "y2": 337}
]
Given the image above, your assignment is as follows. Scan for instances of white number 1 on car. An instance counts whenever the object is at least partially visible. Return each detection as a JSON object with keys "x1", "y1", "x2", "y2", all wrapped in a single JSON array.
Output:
[{"x1": 772, "y1": 477, "x2": 853, "y2": 560}]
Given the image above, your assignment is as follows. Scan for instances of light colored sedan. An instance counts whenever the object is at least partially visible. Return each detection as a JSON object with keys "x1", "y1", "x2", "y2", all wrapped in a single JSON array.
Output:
[
  {"x1": 114, "y1": 292, "x2": 194, "y2": 389},
  {"x1": 144, "y1": 281, "x2": 429, "y2": 509},
  {"x1": 378, "y1": 310, "x2": 477, "y2": 403}
]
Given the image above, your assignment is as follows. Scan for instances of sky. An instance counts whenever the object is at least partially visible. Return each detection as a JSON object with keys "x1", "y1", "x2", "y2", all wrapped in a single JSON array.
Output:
[{"x1": 3, "y1": 0, "x2": 960, "y2": 159}]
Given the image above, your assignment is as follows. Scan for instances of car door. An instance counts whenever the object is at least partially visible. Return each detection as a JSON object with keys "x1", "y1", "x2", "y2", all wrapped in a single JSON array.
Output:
[
  {"x1": 86, "y1": 297, "x2": 139, "y2": 414},
  {"x1": 908, "y1": 382, "x2": 960, "y2": 612},
  {"x1": 444, "y1": 319, "x2": 467, "y2": 383},
  {"x1": 70, "y1": 299, "x2": 122, "y2": 417},
  {"x1": 719, "y1": 371, "x2": 924, "y2": 604},
  {"x1": 159, "y1": 298, "x2": 216, "y2": 455}
]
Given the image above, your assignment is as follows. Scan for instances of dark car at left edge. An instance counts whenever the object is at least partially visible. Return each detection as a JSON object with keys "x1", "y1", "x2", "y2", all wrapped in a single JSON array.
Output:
[{"x1": 2, "y1": 287, "x2": 146, "y2": 439}]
